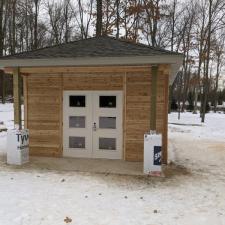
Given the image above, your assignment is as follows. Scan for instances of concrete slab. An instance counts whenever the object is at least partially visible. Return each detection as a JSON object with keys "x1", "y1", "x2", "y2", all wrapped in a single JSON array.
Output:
[
  {"x1": 1, "y1": 153, "x2": 144, "y2": 176},
  {"x1": 29, "y1": 157, "x2": 144, "y2": 176}
]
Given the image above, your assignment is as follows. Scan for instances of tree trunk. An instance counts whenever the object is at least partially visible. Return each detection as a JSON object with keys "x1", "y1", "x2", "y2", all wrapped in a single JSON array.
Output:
[
  {"x1": 116, "y1": 0, "x2": 120, "y2": 39},
  {"x1": 12, "y1": 0, "x2": 16, "y2": 54},
  {"x1": 34, "y1": 0, "x2": 39, "y2": 49},
  {"x1": 201, "y1": 0, "x2": 212, "y2": 123},
  {"x1": 177, "y1": 71, "x2": 183, "y2": 120},
  {"x1": 0, "y1": 0, "x2": 4, "y2": 56},
  {"x1": 0, "y1": 0, "x2": 5, "y2": 104},
  {"x1": 25, "y1": 0, "x2": 29, "y2": 50},
  {"x1": 64, "y1": 2, "x2": 69, "y2": 43},
  {"x1": 171, "y1": 0, "x2": 177, "y2": 52},
  {"x1": 96, "y1": 0, "x2": 102, "y2": 37},
  {"x1": 193, "y1": 86, "x2": 198, "y2": 114},
  {"x1": 213, "y1": 54, "x2": 221, "y2": 112}
]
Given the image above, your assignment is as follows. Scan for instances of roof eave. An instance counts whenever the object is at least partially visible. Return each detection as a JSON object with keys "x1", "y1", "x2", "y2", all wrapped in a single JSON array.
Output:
[{"x1": 0, "y1": 55, "x2": 183, "y2": 84}]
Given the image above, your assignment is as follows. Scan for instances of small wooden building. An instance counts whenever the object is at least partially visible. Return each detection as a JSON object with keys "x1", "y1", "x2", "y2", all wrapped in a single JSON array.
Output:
[{"x1": 0, "y1": 37, "x2": 182, "y2": 163}]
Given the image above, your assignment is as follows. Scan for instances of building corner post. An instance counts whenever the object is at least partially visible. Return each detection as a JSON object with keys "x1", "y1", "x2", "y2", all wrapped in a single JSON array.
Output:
[
  {"x1": 13, "y1": 67, "x2": 22, "y2": 129},
  {"x1": 150, "y1": 65, "x2": 158, "y2": 131}
]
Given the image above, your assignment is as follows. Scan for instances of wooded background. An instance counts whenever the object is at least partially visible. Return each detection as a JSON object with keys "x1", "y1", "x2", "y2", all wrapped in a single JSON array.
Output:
[{"x1": 0, "y1": 0, "x2": 225, "y2": 121}]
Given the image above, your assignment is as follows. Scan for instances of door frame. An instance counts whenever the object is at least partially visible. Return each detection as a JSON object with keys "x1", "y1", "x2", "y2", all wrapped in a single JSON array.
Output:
[{"x1": 62, "y1": 90, "x2": 123, "y2": 159}]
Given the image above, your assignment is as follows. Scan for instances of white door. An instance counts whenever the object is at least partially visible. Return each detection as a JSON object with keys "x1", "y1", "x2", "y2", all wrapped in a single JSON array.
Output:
[
  {"x1": 63, "y1": 91, "x2": 123, "y2": 159},
  {"x1": 63, "y1": 91, "x2": 92, "y2": 158},
  {"x1": 92, "y1": 91, "x2": 123, "y2": 159}
]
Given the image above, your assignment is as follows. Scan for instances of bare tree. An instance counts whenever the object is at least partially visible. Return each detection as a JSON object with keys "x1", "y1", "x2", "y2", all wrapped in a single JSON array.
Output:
[
  {"x1": 96, "y1": 0, "x2": 102, "y2": 36},
  {"x1": 202, "y1": 0, "x2": 215, "y2": 122},
  {"x1": 71, "y1": 0, "x2": 94, "y2": 39},
  {"x1": 142, "y1": 0, "x2": 161, "y2": 47},
  {"x1": 181, "y1": 3, "x2": 196, "y2": 112},
  {"x1": 211, "y1": 33, "x2": 225, "y2": 111},
  {"x1": 116, "y1": 0, "x2": 120, "y2": 38},
  {"x1": 33, "y1": 0, "x2": 40, "y2": 49},
  {"x1": 0, "y1": 0, "x2": 5, "y2": 103},
  {"x1": 47, "y1": 1, "x2": 68, "y2": 44},
  {"x1": 193, "y1": 0, "x2": 208, "y2": 114}
]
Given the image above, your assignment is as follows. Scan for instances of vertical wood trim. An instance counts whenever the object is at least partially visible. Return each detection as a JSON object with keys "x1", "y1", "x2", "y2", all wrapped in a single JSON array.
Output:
[
  {"x1": 123, "y1": 72, "x2": 127, "y2": 160},
  {"x1": 23, "y1": 75, "x2": 28, "y2": 129},
  {"x1": 163, "y1": 73, "x2": 169, "y2": 164},
  {"x1": 59, "y1": 73, "x2": 63, "y2": 156},
  {"x1": 13, "y1": 67, "x2": 22, "y2": 129},
  {"x1": 150, "y1": 66, "x2": 158, "y2": 130}
]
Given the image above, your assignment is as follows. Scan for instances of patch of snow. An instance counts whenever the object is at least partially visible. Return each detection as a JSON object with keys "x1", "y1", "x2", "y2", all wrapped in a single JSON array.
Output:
[
  {"x1": 169, "y1": 112, "x2": 225, "y2": 141},
  {"x1": 0, "y1": 103, "x2": 14, "y2": 153},
  {"x1": 0, "y1": 103, "x2": 14, "y2": 129}
]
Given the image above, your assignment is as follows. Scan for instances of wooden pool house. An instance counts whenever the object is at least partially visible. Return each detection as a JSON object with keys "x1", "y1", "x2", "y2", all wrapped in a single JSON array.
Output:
[{"x1": 0, "y1": 36, "x2": 182, "y2": 163}]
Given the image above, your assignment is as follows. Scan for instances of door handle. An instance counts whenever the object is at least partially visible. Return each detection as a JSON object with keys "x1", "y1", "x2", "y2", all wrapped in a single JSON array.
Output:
[{"x1": 93, "y1": 122, "x2": 97, "y2": 131}]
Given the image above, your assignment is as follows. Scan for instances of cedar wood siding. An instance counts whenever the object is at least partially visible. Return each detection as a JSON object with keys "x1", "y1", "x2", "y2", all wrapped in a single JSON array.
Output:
[{"x1": 23, "y1": 65, "x2": 170, "y2": 162}]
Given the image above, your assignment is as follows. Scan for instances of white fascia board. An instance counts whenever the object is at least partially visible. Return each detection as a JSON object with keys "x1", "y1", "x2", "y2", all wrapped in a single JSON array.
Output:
[
  {"x1": 0, "y1": 55, "x2": 183, "y2": 83},
  {"x1": 0, "y1": 55, "x2": 182, "y2": 67}
]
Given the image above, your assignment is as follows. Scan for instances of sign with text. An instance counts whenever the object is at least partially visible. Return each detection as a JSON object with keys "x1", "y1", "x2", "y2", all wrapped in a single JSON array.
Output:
[
  {"x1": 144, "y1": 133, "x2": 162, "y2": 176},
  {"x1": 16, "y1": 132, "x2": 29, "y2": 150},
  {"x1": 7, "y1": 129, "x2": 29, "y2": 165}
]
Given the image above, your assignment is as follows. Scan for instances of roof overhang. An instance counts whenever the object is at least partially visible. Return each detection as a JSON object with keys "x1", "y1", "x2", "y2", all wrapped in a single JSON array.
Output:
[{"x1": 0, "y1": 55, "x2": 183, "y2": 84}]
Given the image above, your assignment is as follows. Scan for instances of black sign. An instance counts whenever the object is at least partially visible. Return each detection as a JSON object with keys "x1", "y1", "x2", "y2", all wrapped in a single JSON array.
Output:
[{"x1": 153, "y1": 146, "x2": 161, "y2": 165}]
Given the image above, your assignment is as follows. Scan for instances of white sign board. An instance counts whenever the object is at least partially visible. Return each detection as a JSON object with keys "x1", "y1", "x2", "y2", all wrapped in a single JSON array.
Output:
[
  {"x1": 144, "y1": 132, "x2": 162, "y2": 176},
  {"x1": 7, "y1": 129, "x2": 29, "y2": 165}
]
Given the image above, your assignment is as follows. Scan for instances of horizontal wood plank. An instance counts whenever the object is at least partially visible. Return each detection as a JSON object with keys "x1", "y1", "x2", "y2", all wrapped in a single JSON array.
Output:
[{"x1": 20, "y1": 66, "x2": 152, "y2": 74}]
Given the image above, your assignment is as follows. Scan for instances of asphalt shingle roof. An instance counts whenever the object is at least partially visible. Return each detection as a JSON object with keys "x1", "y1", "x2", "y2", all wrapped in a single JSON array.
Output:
[{"x1": 0, "y1": 36, "x2": 181, "y2": 60}]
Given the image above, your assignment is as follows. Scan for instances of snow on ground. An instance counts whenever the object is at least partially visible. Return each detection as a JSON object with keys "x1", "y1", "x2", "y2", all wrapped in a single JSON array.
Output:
[
  {"x1": 0, "y1": 103, "x2": 14, "y2": 129},
  {"x1": 0, "y1": 104, "x2": 225, "y2": 225},
  {"x1": 169, "y1": 111, "x2": 225, "y2": 140},
  {"x1": 0, "y1": 103, "x2": 14, "y2": 152}
]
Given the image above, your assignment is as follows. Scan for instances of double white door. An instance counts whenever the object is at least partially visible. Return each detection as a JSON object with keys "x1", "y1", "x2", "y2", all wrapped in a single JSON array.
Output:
[{"x1": 63, "y1": 91, "x2": 123, "y2": 159}]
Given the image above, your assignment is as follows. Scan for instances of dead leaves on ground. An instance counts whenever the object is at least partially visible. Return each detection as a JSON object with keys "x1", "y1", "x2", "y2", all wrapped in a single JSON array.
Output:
[{"x1": 64, "y1": 216, "x2": 72, "y2": 223}]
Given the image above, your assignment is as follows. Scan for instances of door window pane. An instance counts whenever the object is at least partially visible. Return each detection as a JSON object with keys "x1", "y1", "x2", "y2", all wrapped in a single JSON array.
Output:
[
  {"x1": 99, "y1": 138, "x2": 116, "y2": 150},
  {"x1": 99, "y1": 96, "x2": 116, "y2": 108},
  {"x1": 69, "y1": 116, "x2": 85, "y2": 128},
  {"x1": 70, "y1": 96, "x2": 85, "y2": 107},
  {"x1": 69, "y1": 136, "x2": 85, "y2": 148},
  {"x1": 99, "y1": 117, "x2": 116, "y2": 129}
]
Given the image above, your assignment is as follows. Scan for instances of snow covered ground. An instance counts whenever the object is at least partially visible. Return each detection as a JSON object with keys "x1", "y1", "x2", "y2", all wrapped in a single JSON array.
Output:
[
  {"x1": 0, "y1": 103, "x2": 14, "y2": 152},
  {"x1": 169, "y1": 111, "x2": 225, "y2": 141},
  {"x1": 0, "y1": 104, "x2": 225, "y2": 225}
]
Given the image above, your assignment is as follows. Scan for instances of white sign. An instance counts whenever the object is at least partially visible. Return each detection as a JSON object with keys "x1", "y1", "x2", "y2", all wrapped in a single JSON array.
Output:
[
  {"x1": 144, "y1": 132, "x2": 162, "y2": 176},
  {"x1": 7, "y1": 129, "x2": 29, "y2": 165}
]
